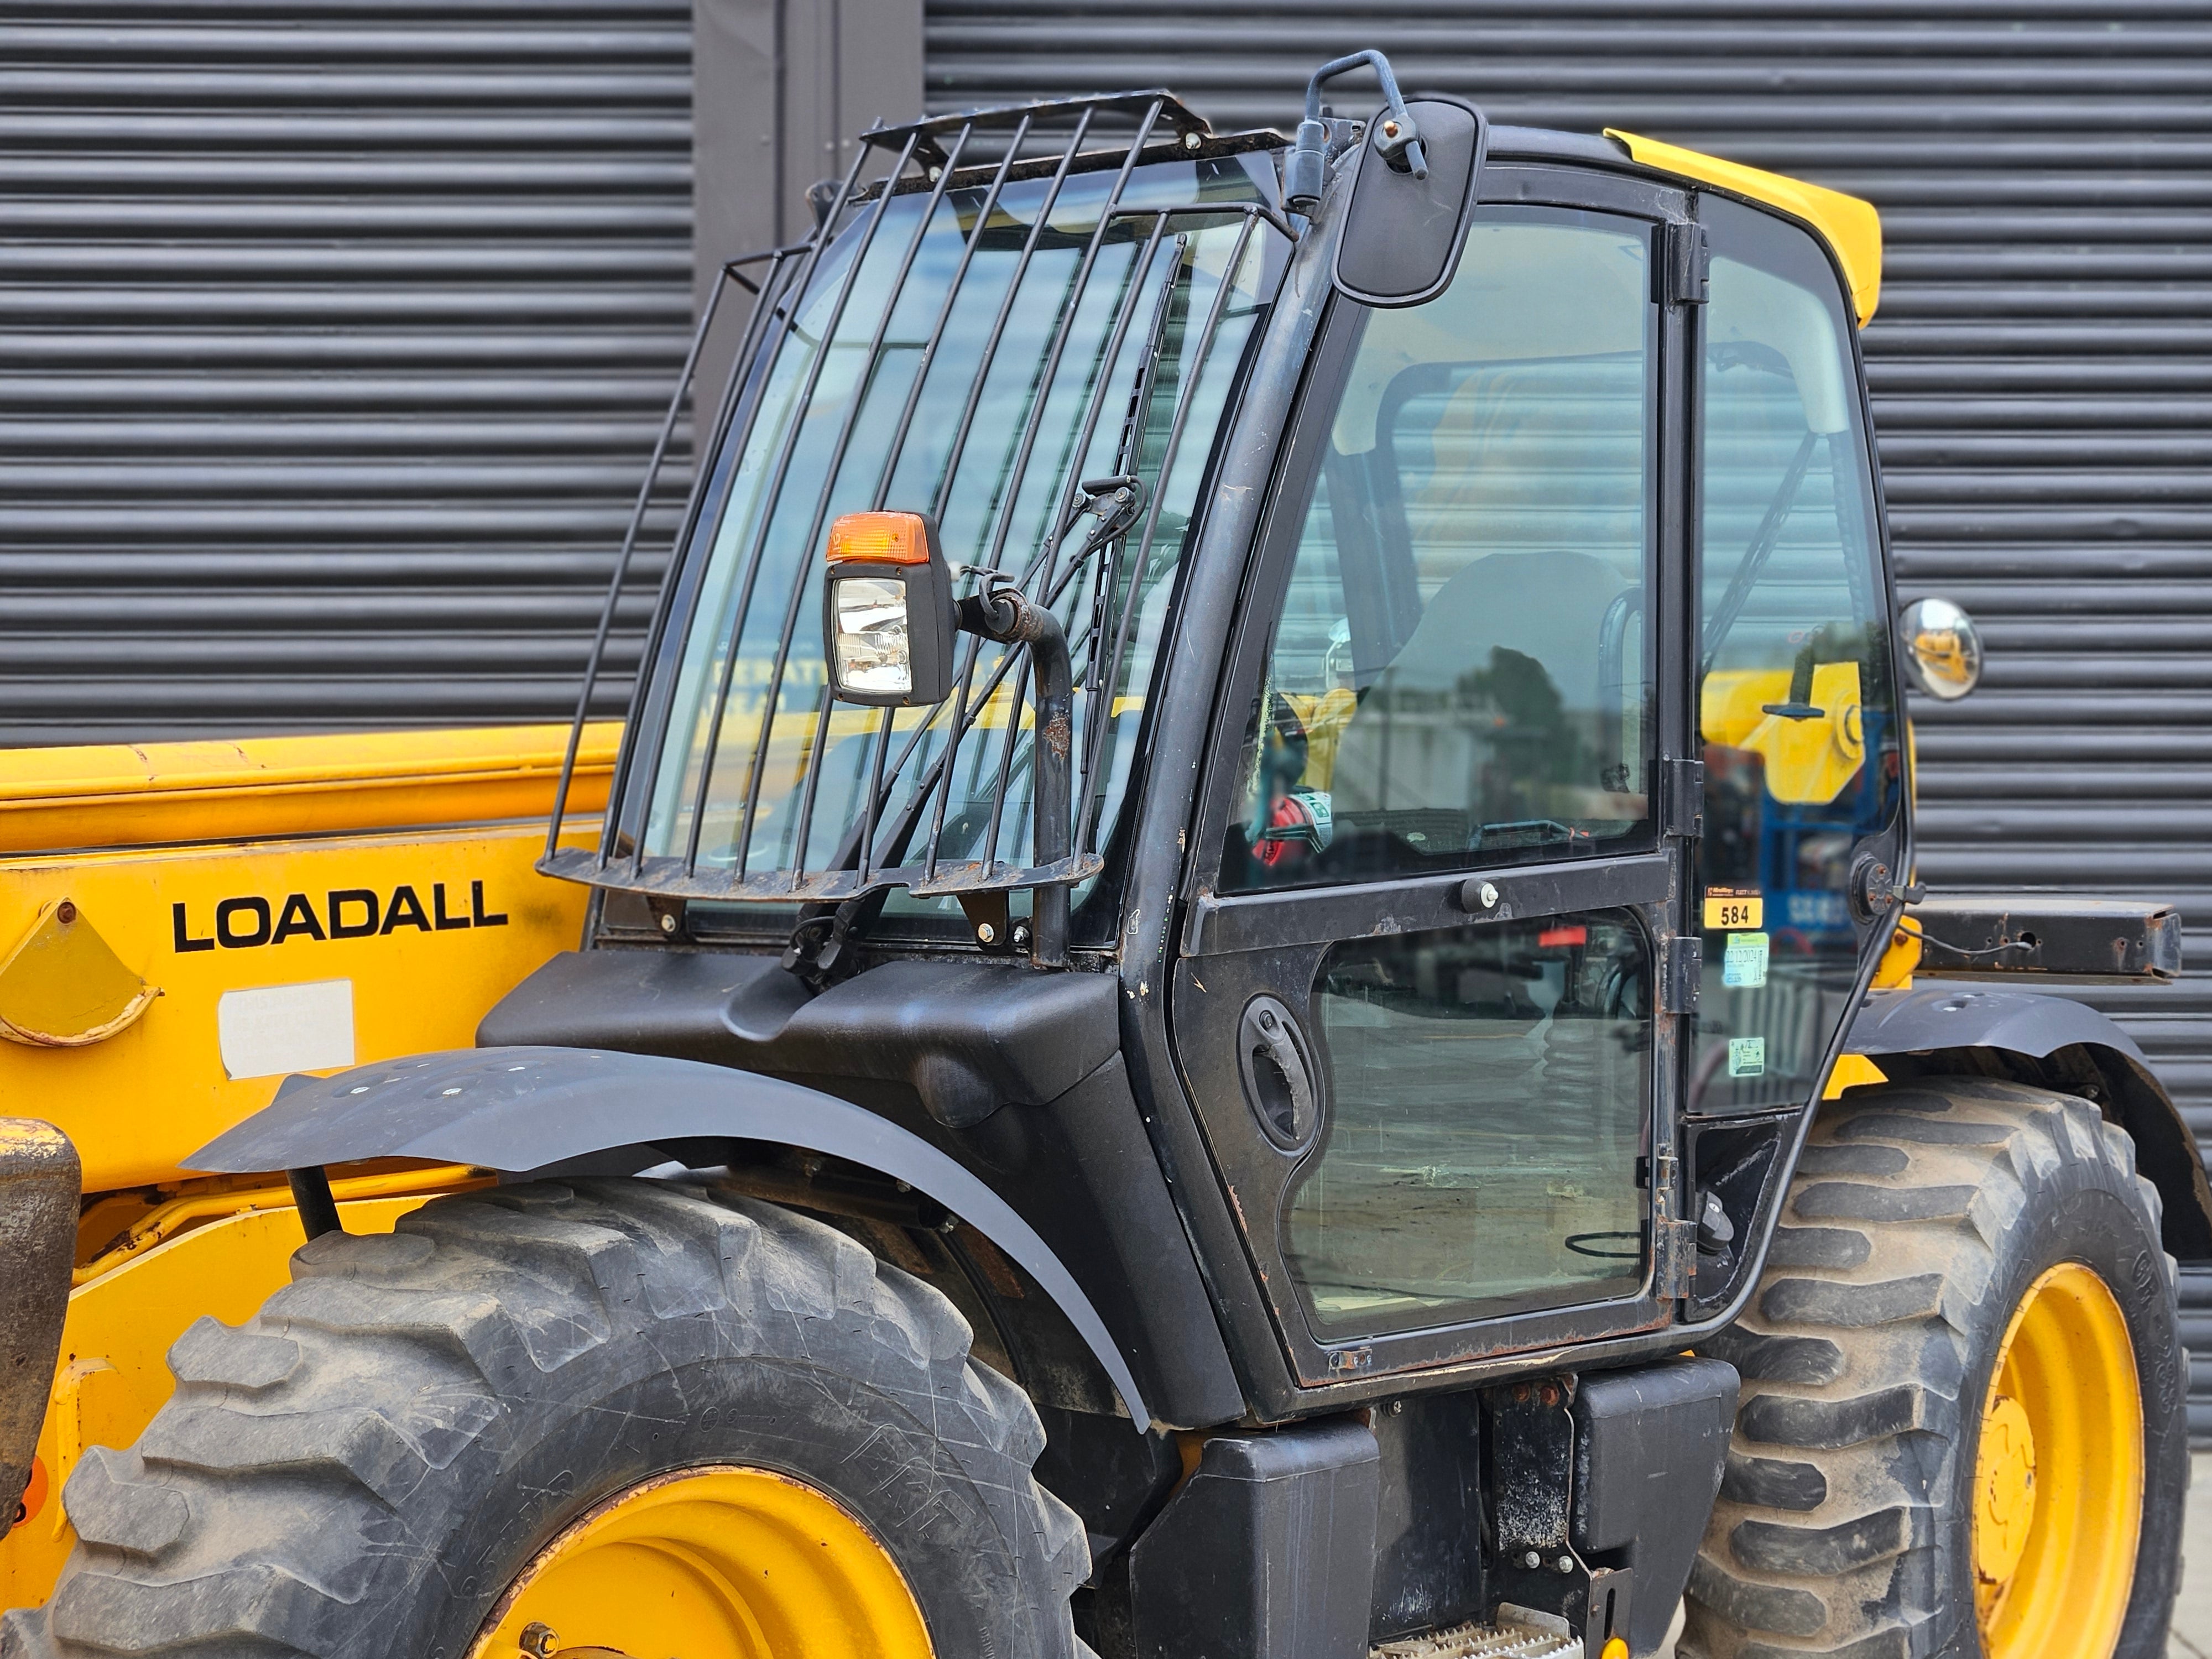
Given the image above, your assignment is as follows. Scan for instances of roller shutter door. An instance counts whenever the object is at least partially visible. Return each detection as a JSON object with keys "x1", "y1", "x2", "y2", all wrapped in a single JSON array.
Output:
[
  {"x1": 1, "y1": 1, "x2": 691, "y2": 745},
  {"x1": 928, "y1": 1, "x2": 2212, "y2": 1435}
]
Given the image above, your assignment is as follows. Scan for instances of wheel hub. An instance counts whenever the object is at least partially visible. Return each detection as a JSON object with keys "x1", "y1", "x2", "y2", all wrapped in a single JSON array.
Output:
[
  {"x1": 1971, "y1": 1261, "x2": 2143, "y2": 1659},
  {"x1": 468, "y1": 1465, "x2": 933, "y2": 1659}
]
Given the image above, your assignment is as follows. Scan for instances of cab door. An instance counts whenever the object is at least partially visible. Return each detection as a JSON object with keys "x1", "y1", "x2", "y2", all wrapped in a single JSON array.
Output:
[{"x1": 1168, "y1": 164, "x2": 1701, "y2": 1385}]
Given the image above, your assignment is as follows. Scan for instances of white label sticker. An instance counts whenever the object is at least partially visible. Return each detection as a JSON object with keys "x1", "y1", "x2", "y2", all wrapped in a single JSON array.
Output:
[
  {"x1": 217, "y1": 980, "x2": 356, "y2": 1081},
  {"x1": 1728, "y1": 1036, "x2": 1767, "y2": 1078},
  {"x1": 1723, "y1": 931, "x2": 1770, "y2": 989}
]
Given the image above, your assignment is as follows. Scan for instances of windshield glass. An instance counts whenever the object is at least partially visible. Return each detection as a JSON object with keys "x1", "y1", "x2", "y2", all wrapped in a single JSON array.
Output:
[{"x1": 632, "y1": 153, "x2": 1281, "y2": 906}]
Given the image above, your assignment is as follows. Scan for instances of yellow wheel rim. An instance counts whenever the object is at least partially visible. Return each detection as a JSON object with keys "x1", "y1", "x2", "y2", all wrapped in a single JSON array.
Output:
[
  {"x1": 1972, "y1": 1261, "x2": 2143, "y2": 1659},
  {"x1": 468, "y1": 1465, "x2": 933, "y2": 1659}
]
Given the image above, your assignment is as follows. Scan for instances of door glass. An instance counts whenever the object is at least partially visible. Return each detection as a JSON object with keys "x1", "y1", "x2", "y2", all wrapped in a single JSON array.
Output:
[
  {"x1": 1222, "y1": 206, "x2": 1657, "y2": 891},
  {"x1": 1694, "y1": 196, "x2": 1901, "y2": 1113},
  {"x1": 1287, "y1": 913, "x2": 1652, "y2": 1337}
]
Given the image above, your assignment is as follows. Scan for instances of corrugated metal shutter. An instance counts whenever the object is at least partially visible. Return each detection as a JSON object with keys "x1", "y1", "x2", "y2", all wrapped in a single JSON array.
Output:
[
  {"x1": 928, "y1": 1, "x2": 2212, "y2": 1436},
  {"x1": 1, "y1": 2, "x2": 692, "y2": 745}
]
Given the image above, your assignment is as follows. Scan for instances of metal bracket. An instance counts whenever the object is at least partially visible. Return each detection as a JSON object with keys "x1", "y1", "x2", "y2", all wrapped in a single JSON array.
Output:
[
  {"x1": 1659, "y1": 936, "x2": 1703, "y2": 1016},
  {"x1": 1652, "y1": 1217, "x2": 1698, "y2": 1300},
  {"x1": 1663, "y1": 221, "x2": 1710, "y2": 306},
  {"x1": 954, "y1": 890, "x2": 1019, "y2": 953},
  {"x1": 1661, "y1": 757, "x2": 1704, "y2": 841}
]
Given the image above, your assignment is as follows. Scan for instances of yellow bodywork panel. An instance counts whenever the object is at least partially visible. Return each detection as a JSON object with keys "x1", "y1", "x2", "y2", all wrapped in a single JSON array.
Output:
[
  {"x1": 0, "y1": 722, "x2": 619, "y2": 855},
  {"x1": 1823, "y1": 1053, "x2": 1889, "y2": 1099},
  {"x1": 1604, "y1": 130, "x2": 1882, "y2": 328},
  {"x1": 0, "y1": 901, "x2": 157, "y2": 1047},
  {"x1": 0, "y1": 1184, "x2": 462, "y2": 1611},
  {"x1": 1702, "y1": 665, "x2": 1865, "y2": 805},
  {"x1": 1, "y1": 823, "x2": 593, "y2": 1190},
  {"x1": 0, "y1": 724, "x2": 616, "y2": 1191}
]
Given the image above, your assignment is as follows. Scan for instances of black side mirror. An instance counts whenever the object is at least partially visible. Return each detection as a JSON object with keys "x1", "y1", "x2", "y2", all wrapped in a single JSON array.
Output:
[{"x1": 1333, "y1": 95, "x2": 1486, "y2": 309}]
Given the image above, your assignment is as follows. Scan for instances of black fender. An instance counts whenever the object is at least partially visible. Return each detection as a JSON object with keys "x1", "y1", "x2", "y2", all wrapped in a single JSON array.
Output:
[
  {"x1": 189, "y1": 1046, "x2": 1152, "y2": 1428},
  {"x1": 1849, "y1": 986, "x2": 2212, "y2": 1258}
]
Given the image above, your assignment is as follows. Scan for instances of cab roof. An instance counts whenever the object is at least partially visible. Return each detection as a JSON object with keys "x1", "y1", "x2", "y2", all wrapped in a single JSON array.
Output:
[{"x1": 1487, "y1": 122, "x2": 1882, "y2": 328}]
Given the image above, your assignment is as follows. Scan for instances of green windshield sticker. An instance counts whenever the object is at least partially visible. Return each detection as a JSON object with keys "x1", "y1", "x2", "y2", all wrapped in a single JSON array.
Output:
[
  {"x1": 1727, "y1": 1036, "x2": 1767, "y2": 1077},
  {"x1": 1723, "y1": 930, "x2": 1770, "y2": 989}
]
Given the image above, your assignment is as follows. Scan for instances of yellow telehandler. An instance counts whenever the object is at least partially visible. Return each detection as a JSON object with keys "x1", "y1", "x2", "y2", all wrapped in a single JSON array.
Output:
[{"x1": 2, "y1": 52, "x2": 2200, "y2": 1659}]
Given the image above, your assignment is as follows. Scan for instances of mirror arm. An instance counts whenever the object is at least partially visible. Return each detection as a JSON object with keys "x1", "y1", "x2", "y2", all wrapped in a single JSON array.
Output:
[
  {"x1": 1286, "y1": 48, "x2": 1428, "y2": 215},
  {"x1": 959, "y1": 583, "x2": 1074, "y2": 968}
]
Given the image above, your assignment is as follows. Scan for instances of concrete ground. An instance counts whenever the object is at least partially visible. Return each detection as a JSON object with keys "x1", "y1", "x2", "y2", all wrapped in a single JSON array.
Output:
[{"x1": 2173, "y1": 1452, "x2": 2212, "y2": 1658}]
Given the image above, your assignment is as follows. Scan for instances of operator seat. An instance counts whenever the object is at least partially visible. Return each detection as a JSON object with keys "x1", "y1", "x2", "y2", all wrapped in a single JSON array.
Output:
[{"x1": 1328, "y1": 547, "x2": 1634, "y2": 828}]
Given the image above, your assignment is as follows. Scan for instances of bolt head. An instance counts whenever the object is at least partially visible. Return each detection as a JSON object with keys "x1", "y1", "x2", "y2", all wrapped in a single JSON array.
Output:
[
  {"x1": 1183, "y1": 131, "x2": 1202, "y2": 149},
  {"x1": 1011, "y1": 922, "x2": 1032, "y2": 947},
  {"x1": 1522, "y1": 1550, "x2": 1543, "y2": 1569},
  {"x1": 977, "y1": 922, "x2": 998, "y2": 945},
  {"x1": 658, "y1": 911, "x2": 677, "y2": 933},
  {"x1": 55, "y1": 900, "x2": 77, "y2": 925},
  {"x1": 519, "y1": 1623, "x2": 559, "y2": 1658},
  {"x1": 1390, "y1": 1399, "x2": 1404, "y2": 1415},
  {"x1": 1381, "y1": 119, "x2": 1401, "y2": 137},
  {"x1": 1478, "y1": 881, "x2": 1500, "y2": 909},
  {"x1": 1556, "y1": 1554, "x2": 1575, "y2": 1574}
]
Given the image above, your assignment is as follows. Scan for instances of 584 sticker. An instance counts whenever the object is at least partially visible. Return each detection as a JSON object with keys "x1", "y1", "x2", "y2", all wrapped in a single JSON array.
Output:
[{"x1": 1703, "y1": 887, "x2": 1764, "y2": 931}]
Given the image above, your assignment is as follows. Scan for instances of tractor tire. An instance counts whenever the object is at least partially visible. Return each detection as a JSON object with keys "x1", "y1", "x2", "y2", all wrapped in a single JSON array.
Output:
[
  {"x1": 2, "y1": 1178, "x2": 1090, "y2": 1658},
  {"x1": 1681, "y1": 1077, "x2": 2187, "y2": 1659}
]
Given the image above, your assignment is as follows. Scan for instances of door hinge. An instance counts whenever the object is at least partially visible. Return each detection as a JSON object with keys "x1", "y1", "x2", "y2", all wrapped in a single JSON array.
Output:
[
  {"x1": 1662, "y1": 757, "x2": 1704, "y2": 839},
  {"x1": 1660, "y1": 936, "x2": 1702, "y2": 1015},
  {"x1": 1664, "y1": 222, "x2": 1710, "y2": 306},
  {"x1": 1654, "y1": 1217, "x2": 1698, "y2": 1298}
]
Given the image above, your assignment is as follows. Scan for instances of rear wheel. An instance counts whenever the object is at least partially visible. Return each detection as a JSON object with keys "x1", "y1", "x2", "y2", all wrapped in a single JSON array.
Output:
[
  {"x1": 1682, "y1": 1077, "x2": 2185, "y2": 1659},
  {"x1": 3, "y1": 1178, "x2": 1089, "y2": 1659}
]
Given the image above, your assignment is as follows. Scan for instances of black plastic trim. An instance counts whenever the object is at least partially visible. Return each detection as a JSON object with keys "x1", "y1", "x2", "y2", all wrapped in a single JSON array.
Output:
[{"x1": 186, "y1": 1045, "x2": 1152, "y2": 1428}]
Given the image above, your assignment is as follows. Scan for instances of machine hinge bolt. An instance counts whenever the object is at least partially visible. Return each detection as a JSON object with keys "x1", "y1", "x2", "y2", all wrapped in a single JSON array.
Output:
[
  {"x1": 658, "y1": 911, "x2": 677, "y2": 933},
  {"x1": 976, "y1": 922, "x2": 998, "y2": 945},
  {"x1": 519, "y1": 1624, "x2": 559, "y2": 1657},
  {"x1": 1556, "y1": 1554, "x2": 1575, "y2": 1574},
  {"x1": 1521, "y1": 1550, "x2": 1543, "y2": 1569},
  {"x1": 1183, "y1": 131, "x2": 1202, "y2": 150},
  {"x1": 55, "y1": 899, "x2": 77, "y2": 924}
]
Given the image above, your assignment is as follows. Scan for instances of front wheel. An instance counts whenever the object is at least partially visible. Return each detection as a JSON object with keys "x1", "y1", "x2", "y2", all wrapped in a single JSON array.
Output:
[
  {"x1": 3, "y1": 1178, "x2": 1089, "y2": 1659},
  {"x1": 1682, "y1": 1077, "x2": 2187, "y2": 1659}
]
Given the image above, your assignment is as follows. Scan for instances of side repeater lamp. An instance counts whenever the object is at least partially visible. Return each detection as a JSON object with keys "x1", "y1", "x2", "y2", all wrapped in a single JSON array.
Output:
[{"x1": 822, "y1": 510, "x2": 956, "y2": 706}]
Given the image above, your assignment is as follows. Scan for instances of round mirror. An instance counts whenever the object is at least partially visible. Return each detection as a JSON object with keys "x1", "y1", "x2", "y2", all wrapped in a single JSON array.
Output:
[{"x1": 1897, "y1": 597, "x2": 1983, "y2": 701}]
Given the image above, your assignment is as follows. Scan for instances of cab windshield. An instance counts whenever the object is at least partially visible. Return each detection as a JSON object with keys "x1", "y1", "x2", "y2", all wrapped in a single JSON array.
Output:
[{"x1": 627, "y1": 149, "x2": 1282, "y2": 917}]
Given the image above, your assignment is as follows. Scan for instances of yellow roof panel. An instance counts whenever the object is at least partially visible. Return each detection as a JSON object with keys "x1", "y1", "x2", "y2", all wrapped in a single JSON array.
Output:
[{"x1": 1604, "y1": 129, "x2": 1882, "y2": 328}]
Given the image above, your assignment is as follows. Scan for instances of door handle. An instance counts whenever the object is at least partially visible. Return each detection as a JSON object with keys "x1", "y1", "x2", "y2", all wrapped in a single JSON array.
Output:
[{"x1": 1238, "y1": 995, "x2": 1318, "y2": 1150}]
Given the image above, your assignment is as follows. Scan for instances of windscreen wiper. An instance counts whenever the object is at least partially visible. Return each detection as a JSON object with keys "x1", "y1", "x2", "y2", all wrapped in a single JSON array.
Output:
[{"x1": 1699, "y1": 429, "x2": 1820, "y2": 677}]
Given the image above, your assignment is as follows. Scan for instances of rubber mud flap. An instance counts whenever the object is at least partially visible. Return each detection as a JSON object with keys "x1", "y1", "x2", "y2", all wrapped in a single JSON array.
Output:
[{"x1": 0, "y1": 1120, "x2": 78, "y2": 1531}]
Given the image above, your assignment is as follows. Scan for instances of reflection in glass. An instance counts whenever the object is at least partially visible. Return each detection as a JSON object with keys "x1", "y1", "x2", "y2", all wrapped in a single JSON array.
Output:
[
  {"x1": 1694, "y1": 197, "x2": 1900, "y2": 1113},
  {"x1": 1225, "y1": 209, "x2": 1656, "y2": 892},
  {"x1": 1286, "y1": 914, "x2": 1651, "y2": 1338}
]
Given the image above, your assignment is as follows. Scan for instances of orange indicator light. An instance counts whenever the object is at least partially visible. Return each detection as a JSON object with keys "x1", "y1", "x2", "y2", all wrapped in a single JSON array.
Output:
[{"x1": 827, "y1": 510, "x2": 931, "y2": 565}]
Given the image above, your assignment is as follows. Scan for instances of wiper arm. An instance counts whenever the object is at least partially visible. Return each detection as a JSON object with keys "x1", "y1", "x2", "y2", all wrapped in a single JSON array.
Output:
[{"x1": 1700, "y1": 429, "x2": 1820, "y2": 677}]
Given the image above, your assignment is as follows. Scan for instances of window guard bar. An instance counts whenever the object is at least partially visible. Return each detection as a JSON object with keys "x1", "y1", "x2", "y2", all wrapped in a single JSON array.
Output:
[{"x1": 538, "y1": 92, "x2": 1296, "y2": 905}]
